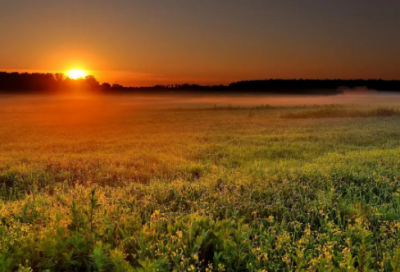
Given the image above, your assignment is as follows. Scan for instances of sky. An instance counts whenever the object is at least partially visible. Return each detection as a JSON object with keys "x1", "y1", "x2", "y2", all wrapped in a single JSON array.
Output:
[{"x1": 0, "y1": 0, "x2": 399, "y2": 86}]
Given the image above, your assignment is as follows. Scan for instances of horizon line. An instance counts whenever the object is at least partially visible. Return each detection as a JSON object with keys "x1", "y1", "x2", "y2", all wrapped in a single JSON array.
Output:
[{"x1": 1, "y1": 70, "x2": 400, "y2": 89}]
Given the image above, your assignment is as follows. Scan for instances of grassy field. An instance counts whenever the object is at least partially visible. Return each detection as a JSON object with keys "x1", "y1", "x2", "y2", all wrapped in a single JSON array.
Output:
[{"x1": 2, "y1": 95, "x2": 400, "y2": 271}]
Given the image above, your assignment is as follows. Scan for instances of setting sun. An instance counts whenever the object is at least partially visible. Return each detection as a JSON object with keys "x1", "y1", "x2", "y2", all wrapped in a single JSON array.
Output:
[{"x1": 66, "y1": 69, "x2": 87, "y2": 80}]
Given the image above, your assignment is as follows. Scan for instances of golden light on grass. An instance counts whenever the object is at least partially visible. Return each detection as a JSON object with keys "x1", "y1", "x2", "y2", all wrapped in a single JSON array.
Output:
[{"x1": 66, "y1": 69, "x2": 87, "y2": 80}]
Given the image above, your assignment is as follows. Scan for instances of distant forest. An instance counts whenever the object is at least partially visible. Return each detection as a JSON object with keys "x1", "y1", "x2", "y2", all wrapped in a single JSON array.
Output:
[{"x1": 1, "y1": 72, "x2": 400, "y2": 94}]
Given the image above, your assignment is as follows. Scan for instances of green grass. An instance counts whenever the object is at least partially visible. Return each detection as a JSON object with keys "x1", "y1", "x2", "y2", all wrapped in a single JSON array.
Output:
[
  {"x1": 2, "y1": 99, "x2": 400, "y2": 271},
  {"x1": 281, "y1": 107, "x2": 400, "y2": 119}
]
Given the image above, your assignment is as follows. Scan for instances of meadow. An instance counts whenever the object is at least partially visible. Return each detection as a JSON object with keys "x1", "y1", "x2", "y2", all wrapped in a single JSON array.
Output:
[{"x1": 2, "y1": 94, "x2": 400, "y2": 271}]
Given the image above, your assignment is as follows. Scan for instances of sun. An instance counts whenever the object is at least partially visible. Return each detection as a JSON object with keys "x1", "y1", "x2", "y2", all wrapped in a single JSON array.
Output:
[{"x1": 66, "y1": 69, "x2": 87, "y2": 80}]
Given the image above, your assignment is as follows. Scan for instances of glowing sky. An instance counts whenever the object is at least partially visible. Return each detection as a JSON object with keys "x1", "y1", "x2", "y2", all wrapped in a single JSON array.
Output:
[{"x1": 0, "y1": 0, "x2": 399, "y2": 86}]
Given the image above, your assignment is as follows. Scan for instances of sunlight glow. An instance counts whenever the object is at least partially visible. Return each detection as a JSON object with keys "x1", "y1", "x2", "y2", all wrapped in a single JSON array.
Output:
[{"x1": 66, "y1": 69, "x2": 87, "y2": 80}]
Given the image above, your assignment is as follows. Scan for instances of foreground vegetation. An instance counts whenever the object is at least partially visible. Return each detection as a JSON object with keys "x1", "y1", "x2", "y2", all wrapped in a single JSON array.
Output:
[{"x1": 2, "y1": 98, "x2": 400, "y2": 271}]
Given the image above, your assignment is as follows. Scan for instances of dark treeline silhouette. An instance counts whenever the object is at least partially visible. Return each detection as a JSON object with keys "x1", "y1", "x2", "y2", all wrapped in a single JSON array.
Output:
[
  {"x1": 1, "y1": 72, "x2": 400, "y2": 95},
  {"x1": 227, "y1": 79, "x2": 400, "y2": 93},
  {"x1": 0, "y1": 72, "x2": 100, "y2": 93},
  {"x1": 96, "y1": 79, "x2": 400, "y2": 95}
]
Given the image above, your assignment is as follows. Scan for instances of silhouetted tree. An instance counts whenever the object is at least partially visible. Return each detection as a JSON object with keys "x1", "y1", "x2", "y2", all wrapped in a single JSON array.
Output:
[
  {"x1": 84, "y1": 76, "x2": 100, "y2": 89},
  {"x1": 112, "y1": 84, "x2": 124, "y2": 90},
  {"x1": 101, "y1": 82, "x2": 111, "y2": 89}
]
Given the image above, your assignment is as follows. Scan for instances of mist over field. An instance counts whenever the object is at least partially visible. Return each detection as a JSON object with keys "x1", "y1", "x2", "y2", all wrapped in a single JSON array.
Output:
[
  {"x1": 2, "y1": 91, "x2": 400, "y2": 113},
  {"x1": 1, "y1": 92, "x2": 400, "y2": 130}
]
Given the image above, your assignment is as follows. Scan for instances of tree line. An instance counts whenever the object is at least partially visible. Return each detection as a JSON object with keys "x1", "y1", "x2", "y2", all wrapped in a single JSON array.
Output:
[
  {"x1": 0, "y1": 72, "x2": 100, "y2": 93},
  {"x1": 1, "y1": 72, "x2": 400, "y2": 94}
]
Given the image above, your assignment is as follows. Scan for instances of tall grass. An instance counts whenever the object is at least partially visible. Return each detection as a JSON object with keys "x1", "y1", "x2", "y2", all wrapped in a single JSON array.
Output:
[{"x1": 1, "y1": 102, "x2": 400, "y2": 271}]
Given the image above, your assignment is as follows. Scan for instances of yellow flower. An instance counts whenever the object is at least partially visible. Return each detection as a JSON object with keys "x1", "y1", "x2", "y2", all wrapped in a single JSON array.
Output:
[{"x1": 282, "y1": 253, "x2": 291, "y2": 264}]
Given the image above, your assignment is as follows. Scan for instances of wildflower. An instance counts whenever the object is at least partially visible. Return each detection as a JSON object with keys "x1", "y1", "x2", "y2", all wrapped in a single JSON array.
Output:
[{"x1": 282, "y1": 253, "x2": 291, "y2": 264}]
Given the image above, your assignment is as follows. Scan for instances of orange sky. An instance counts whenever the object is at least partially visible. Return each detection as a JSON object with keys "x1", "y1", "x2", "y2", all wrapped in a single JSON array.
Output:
[{"x1": 1, "y1": 1, "x2": 399, "y2": 86}]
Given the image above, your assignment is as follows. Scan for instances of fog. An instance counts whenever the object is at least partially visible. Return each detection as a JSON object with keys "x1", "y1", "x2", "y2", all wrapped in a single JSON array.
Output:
[
  {"x1": 116, "y1": 92, "x2": 400, "y2": 108},
  {"x1": 2, "y1": 92, "x2": 400, "y2": 112},
  {"x1": 1, "y1": 92, "x2": 400, "y2": 129}
]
